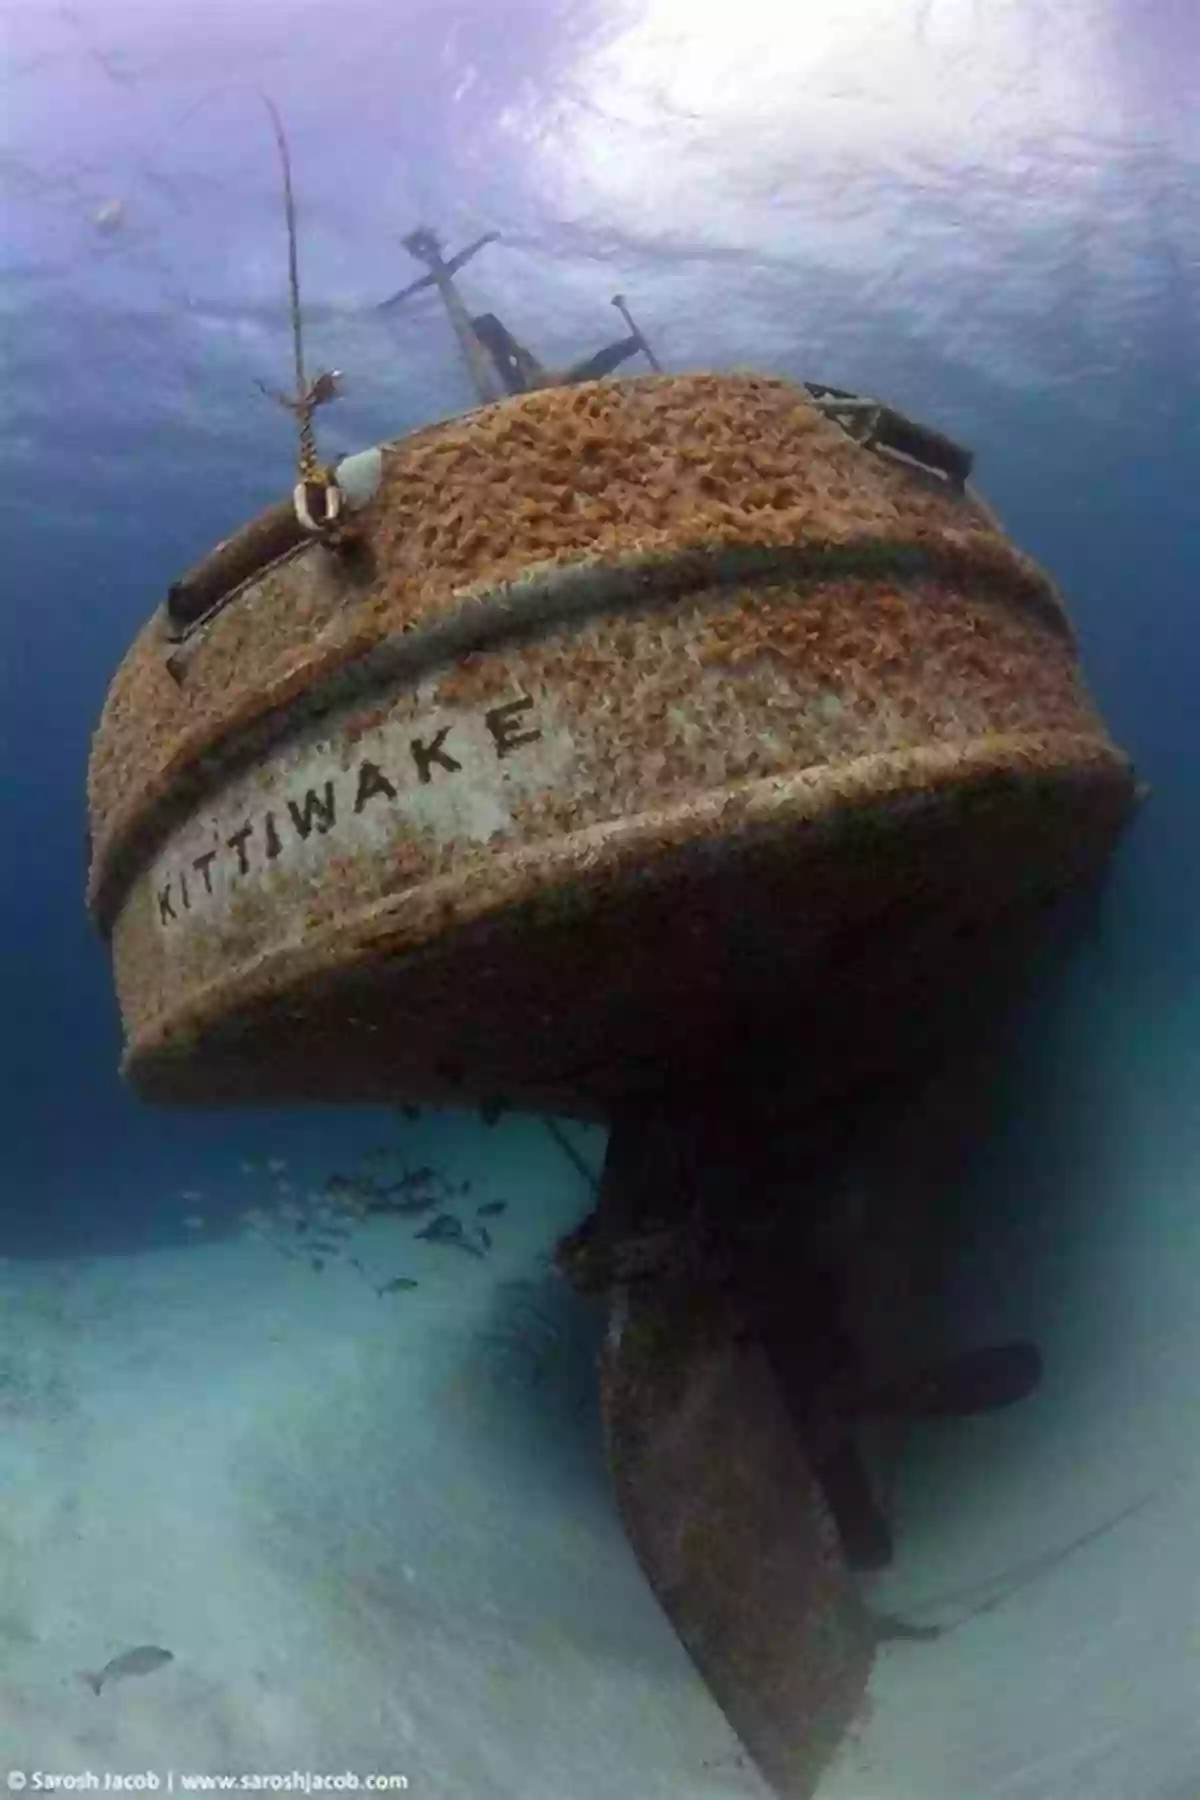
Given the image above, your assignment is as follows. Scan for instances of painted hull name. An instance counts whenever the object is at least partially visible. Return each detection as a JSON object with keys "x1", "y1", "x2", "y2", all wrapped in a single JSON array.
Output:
[{"x1": 154, "y1": 696, "x2": 546, "y2": 930}]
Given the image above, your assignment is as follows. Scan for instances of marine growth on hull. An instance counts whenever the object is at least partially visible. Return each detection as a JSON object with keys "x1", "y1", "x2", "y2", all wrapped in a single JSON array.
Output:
[{"x1": 86, "y1": 368, "x2": 1136, "y2": 1118}]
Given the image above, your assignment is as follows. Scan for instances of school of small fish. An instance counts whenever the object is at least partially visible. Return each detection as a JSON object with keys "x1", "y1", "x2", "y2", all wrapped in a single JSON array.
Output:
[{"x1": 223, "y1": 1140, "x2": 509, "y2": 1297}]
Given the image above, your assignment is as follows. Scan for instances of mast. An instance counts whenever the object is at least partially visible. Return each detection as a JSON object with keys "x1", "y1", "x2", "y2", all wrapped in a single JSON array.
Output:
[{"x1": 377, "y1": 227, "x2": 501, "y2": 406}]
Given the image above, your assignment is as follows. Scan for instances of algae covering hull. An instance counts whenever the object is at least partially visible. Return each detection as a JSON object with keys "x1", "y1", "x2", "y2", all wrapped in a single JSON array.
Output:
[{"x1": 86, "y1": 373, "x2": 1138, "y2": 1114}]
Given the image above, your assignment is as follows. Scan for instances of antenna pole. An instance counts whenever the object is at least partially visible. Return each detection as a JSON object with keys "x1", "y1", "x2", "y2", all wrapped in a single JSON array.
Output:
[
  {"x1": 611, "y1": 294, "x2": 662, "y2": 373},
  {"x1": 258, "y1": 95, "x2": 343, "y2": 534},
  {"x1": 263, "y1": 96, "x2": 307, "y2": 410}
]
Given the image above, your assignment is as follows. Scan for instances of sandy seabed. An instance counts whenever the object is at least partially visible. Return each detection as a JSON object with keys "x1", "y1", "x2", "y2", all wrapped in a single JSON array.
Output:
[{"x1": 0, "y1": 1132, "x2": 767, "y2": 1799}]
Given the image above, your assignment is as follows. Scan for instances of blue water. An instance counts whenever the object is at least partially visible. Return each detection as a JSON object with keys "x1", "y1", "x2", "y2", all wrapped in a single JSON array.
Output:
[{"x1": 2, "y1": 2, "x2": 1199, "y2": 1792}]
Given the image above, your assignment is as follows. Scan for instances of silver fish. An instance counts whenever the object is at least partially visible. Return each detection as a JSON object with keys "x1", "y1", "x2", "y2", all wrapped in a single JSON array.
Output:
[{"x1": 79, "y1": 1644, "x2": 173, "y2": 1695}]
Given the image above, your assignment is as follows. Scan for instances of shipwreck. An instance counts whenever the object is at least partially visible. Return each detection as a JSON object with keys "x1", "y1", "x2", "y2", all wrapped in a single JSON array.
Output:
[{"x1": 85, "y1": 202, "x2": 1139, "y2": 1795}]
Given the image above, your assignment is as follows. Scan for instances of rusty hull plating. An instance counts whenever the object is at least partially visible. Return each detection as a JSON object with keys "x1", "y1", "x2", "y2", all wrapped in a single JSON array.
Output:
[{"x1": 86, "y1": 373, "x2": 1137, "y2": 1118}]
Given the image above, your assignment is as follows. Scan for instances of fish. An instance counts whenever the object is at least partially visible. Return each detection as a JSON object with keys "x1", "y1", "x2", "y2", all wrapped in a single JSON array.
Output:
[
  {"x1": 396, "y1": 1165, "x2": 436, "y2": 1189},
  {"x1": 179, "y1": 1189, "x2": 203, "y2": 1203},
  {"x1": 378, "y1": 1277, "x2": 420, "y2": 1295},
  {"x1": 870, "y1": 1613, "x2": 942, "y2": 1644},
  {"x1": 325, "y1": 1170, "x2": 412, "y2": 1203},
  {"x1": 239, "y1": 1160, "x2": 257, "y2": 1174},
  {"x1": 79, "y1": 1645, "x2": 173, "y2": 1695},
  {"x1": 477, "y1": 1226, "x2": 493, "y2": 1251},
  {"x1": 92, "y1": 198, "x2": 125, "y2": 235},
  {"x1": 183, "y1": 1215, "x2": 205, "y2": 1232},
  {"x1": 323, "y1": 1174, "x2": 376, "y2": 1207},
  {"x1": 395, "y1": 1103, "x2": 422, "y2": 1120},
  {"x1": 365, "y1": 1192, "x2": 438, "y2": 1219},
  {"x1": 415, "y1": 1212, "x2": 461, "y2": 1242},
  {"x1": 414, "y1": 1213, "x2": 486, "y2": 1258},
  {"x1": 267, "y1": 1157, "x2": 288, "y2": 1175},
  {"x1": 476, "y1": 1200, "x2": 506, "y2": 1218}
]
